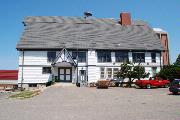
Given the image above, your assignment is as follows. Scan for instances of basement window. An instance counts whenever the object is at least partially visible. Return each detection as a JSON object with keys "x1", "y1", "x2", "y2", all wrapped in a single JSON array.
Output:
[{"x1": 29, "y1": 84, "x2": 37, "y2": 87}]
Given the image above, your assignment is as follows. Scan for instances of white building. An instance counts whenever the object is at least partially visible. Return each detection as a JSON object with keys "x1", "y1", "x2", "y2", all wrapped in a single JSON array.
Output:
[{"x1": 16, "y1": 13, "x2": 164, "y2": 89}]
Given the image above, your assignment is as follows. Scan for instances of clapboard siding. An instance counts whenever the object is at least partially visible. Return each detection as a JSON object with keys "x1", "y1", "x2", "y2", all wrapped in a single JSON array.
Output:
[
  {"x1": 87, "y1": 50, "x2": 96, "y2": 65},
  {"x1": 88, "y1": 67, "x2": 98, "y2": 82},
  {"x1": 19, "y1": 51, "x2": 50, "y2": 65},
  {"x1": 19, "y1": 51, "x2": 162, "y2": 66},
  {"x1": 18, "y1": 50, "x2": 162, "y2": 84},
  {"x1": 18, "y1": 67, "x2": 51, "y2": 83},
  {"x1": 0, "y1": 80, "x2": 17, "y2": 84}
]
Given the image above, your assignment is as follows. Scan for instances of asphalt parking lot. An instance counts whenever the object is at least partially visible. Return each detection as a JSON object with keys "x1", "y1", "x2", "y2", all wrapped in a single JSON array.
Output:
[
  {"x1": 0, "y1": 91, "x2": 12, "y2": 100},
  {"x1": 0, "y1": 87, "x2": 179, "y2": 120}
]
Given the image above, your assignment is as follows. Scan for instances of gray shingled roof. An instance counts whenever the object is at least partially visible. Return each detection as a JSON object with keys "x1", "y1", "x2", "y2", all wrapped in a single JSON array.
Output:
[{"x1": 16, "y1": 16, "x2": 164, "y2": 51}]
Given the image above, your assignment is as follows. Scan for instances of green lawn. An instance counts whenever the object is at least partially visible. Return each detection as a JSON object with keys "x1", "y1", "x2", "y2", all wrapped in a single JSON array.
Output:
[{"x1": 9, "y1": 90, "x2": 41, "y2": 99}]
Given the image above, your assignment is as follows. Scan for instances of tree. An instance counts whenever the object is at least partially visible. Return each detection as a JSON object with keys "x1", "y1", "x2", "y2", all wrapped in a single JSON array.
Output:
[
  {"x1": 133, "y1": 65, "x2": 150, "y2": 80},
  {"x1": 117, "y1": 62, "x2": 149, "y2": 87},
  {"x1": 174, "y1": 54, "x2": 180, "y2": 66},
  {"x1": 156, "y1": 65, "x2": 180, "y2": 82}
]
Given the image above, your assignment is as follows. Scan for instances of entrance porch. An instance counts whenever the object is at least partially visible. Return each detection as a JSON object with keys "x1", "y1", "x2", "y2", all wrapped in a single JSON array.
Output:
[
  {"x1": 50, "y1": 48, "x2": 87, "y2": 86},
  {"x1": 52, "y1": 65, "x2": 77, "y2": 84}
]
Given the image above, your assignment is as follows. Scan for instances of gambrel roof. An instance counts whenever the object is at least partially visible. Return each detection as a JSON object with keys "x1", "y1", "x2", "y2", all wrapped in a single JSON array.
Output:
[{"x1": 16, "y1": 16, "x2": 164, "y2": 51}]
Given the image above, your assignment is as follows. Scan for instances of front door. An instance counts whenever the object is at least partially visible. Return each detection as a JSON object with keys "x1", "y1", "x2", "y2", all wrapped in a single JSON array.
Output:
[{"x1": 58, "y1": 67, "x2": 72, "y2": 82}]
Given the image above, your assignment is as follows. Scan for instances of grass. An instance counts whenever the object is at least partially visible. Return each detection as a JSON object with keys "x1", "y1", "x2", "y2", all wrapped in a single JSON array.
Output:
[{"x1": 9, "y1": 90, "x2": 41, "y2": 99}]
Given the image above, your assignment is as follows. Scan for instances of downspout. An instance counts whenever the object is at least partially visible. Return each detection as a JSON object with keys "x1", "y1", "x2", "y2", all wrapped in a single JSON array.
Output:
[
  {"x1": 76, "y1": 49, "x2": 79, "y2": 86},
  {"x1": 160, "y1": 51, "x2": 162, "y2": 70},
  {"x1": 21, "y1": 50, "x2": 24, "y2": 90},
  {"x1": 86, "y1": 50, "x2": 88, "y2": 85}
]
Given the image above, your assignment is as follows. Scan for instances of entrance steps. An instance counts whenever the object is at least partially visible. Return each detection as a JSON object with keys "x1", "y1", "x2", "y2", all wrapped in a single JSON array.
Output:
[{"x1": 53, "y1": 83, "x2": 76, "y2": 87}]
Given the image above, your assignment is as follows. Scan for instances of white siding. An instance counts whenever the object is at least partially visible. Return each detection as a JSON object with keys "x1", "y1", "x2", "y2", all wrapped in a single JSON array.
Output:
[
  {"x1": 18, "y1": 50, "x2": 163, "y2": 84},
  {"x1": 111, "y1": 52, "x2": 115, "y2": 63},
  {"x1": 145, "y1": 52, "x2": 151, "y2": 63},
  {"x1": 145, "y1": 67, "x2": 152, "y2": 79},
  {"x1": 88, "y1": 50, "x2": 96, "y2": 65},
  {"x1": 128, "y1": 52, "x2": 133, "y2": 63},
  {"x1": 18, "y1": 67, "x2": 51, "y2": 83},
  {"x1": 88, "y1": 66, "x2": 98, "y2": 82},
  {"x1": 19, "y1": 51, "x2": 50, "y2": 65},
  {"x1": 87, "y1": 50, "x2": 97, "y2": 82}
]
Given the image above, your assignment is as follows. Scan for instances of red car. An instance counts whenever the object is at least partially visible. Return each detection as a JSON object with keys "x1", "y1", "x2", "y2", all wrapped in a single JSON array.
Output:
[{"x1": 135, "y1": 78, "x2": 170, "y2": 89}]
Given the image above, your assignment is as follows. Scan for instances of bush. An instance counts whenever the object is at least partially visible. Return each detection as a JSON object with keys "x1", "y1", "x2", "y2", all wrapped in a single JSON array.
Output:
[
  {"x1": 157, "y1": 65, "x2": 180, "y2": 82},
  {"x1": 96, "y1": 80, "x2": 110, "y2": 89},
  {"x1": 46, "y1": 81, "x2": 52, "y2": 87}
]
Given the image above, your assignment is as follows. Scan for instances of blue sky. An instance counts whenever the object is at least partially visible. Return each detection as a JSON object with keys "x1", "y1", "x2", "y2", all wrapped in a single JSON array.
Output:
[{"x1": 0, "y1": 0, "x2": 180, "y2": 69}]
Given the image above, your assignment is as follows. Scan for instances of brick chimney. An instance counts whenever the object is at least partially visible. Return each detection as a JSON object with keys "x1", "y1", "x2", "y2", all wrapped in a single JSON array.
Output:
[{"x1": 120, "y1": 12, "x2": 131, "y2": 25}]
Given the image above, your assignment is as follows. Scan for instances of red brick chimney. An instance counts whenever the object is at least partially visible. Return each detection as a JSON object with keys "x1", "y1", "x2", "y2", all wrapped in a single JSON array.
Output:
[{"x1": 120, "y1": 12, "x2": 132, "y2": 25}]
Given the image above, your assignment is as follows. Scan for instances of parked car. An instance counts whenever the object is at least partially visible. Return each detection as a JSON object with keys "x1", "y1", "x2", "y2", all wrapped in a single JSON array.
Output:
[
  {"x1": 135, "y1": 78, "x2": 170, "y2": 89},
  {"x1": 169, "y1": 79, "x2": 180, "y2": 94},
  {"x1": 109, "y1": 78, "x2": 123, "y2": 87}
]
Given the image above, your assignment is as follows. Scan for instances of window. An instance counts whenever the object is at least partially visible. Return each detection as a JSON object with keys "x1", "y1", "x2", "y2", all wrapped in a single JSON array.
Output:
[
  {"x1": 29, "y1": 84, "x2": 37, "y2": 87},
  {"x1": 42, "y1": 67, "x2": 51, "y2": 74},
  {"x1": 72, "y1": 51, "x2": 86, "y2": 62},
  {"x1": 100, "y1": 67, "x2": 105, "y2": 79},
  {"x1": 151, "y1": 52, "x2": 156, "y2": 63},
  {"x1": 100, "y1": 68, "x2": 119, "y2": 79},
  {"x1": 115, "y1": 51, "x2": 129, "y2": 62},
  {"x1": 107, "y1": 68, "x2": 112, "y2": 78},
  {"x1": 47, "y1": 51, "x2": 56, "y2": 62},
  {"x1": 113, "y1": 68, "x2": 119, "y2": 78},
  {"x1": 132, "y1": 53, "x2": 145, "y2": 63},
  {"x1": 80, "y1": 70, "x2": 85, "y2": 76},
  {"x1": 156, "y1": 33, "x2": 160, "y2": 39},
  {"x1": 97, "y1": 51, "x2": 111, "y2": 62},
  {"x1": 152, "y1": 67, "x2": 157, "y2": 77},
  {"x1": 72, "y1": 52, "x2": 77, "y2": 59}
]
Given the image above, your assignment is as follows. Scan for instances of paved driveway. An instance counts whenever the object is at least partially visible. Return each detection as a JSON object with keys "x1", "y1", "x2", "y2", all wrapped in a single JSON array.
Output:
[
  {"x1": 0, "y1": 87, "x2": 179, "y2": 120},
  {"x1": 0, "y1": 92, "x2": 12, "y2": 100}
]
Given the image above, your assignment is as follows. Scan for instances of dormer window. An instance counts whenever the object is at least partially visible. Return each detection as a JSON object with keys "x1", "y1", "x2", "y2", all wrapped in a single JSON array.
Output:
[
  {"x1": 97, "y1": 51, "x2": 111, "y2": 62},
  {"x1": 72, "y1": 51, "x2": 86, "y2": 63},
  {"x1": 115, "y1": 51, "x2": 129, "y2": 63},
  {"x1": 47, "y1": 51, "x2": 56, "y2": 62},
  {"x1": 132, "y1": 52, "x2": 145, "y2": 63}
]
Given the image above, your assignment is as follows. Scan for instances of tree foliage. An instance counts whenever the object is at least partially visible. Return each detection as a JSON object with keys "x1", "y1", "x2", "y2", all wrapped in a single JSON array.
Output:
[
  {"x1": 117, "y1": 62, "x2": 149, "y2": 87},
  {"x1": 157, "y1": 53, "x2": 180, "y2": 82},
  {"x1": 174, "y1": 54, "x2": 180, "y2": 66},
  {"x1": 133, "y1": 66, "x2": 150, "y2": 80},
  {"x1": 156, "y1": 65, "x2": 180, "y2": 82}
]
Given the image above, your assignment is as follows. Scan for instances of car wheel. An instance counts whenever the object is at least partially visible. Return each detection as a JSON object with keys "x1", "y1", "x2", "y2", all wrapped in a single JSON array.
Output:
[
  {"x1": 164, "y1": 84, "x2": 169, "y2": 88},
  {"x1": 173, "y1": 92, "x2": 178, "y2": 95},
  {"x1": 146, "y1": 84, "x2": 151, "y2": 89}
]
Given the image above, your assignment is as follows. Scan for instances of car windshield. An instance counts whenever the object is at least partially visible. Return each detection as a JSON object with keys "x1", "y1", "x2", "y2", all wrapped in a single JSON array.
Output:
[{"x1": 171, "y1": 80, "x2": 180, "y2": 85}]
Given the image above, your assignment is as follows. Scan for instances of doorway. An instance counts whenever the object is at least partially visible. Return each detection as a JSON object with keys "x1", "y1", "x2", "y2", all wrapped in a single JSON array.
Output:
[{"x1": 58, "y1": 67, "x2": 72, "y2": 82}]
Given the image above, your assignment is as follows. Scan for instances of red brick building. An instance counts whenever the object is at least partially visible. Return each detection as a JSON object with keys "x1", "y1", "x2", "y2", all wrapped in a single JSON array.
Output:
[{"x1": 153, "y1": 28, "x2": 170, "y2": 65}]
